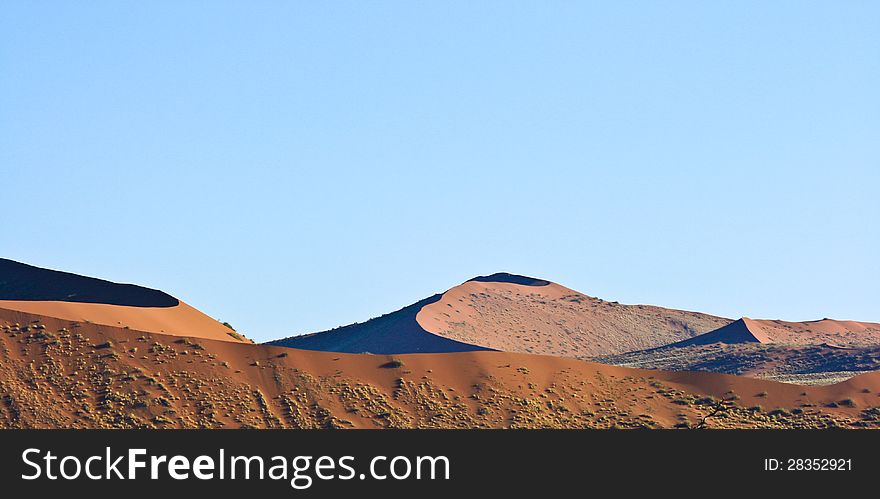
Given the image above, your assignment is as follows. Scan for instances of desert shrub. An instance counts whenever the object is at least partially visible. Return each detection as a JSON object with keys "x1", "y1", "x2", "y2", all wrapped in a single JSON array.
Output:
[
  {"x1": 226, "y1": 331, "x2": 245, "y2": 342},
  {"x1": 860, "y1": 407, "x2": 880, "y2": 421},
  {"x1": 380, "y1": 359, "x2": 405, "y2": 369}
]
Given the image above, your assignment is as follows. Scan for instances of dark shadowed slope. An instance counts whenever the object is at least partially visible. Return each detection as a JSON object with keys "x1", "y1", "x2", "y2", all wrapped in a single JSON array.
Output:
[
  {"x1": 267, "y1": 294, "x2": 492, "y2": 354},
  {"x1": 0, "y1": 258, "x2": 249, "y2": 343},
  {"x1": 0, "y1": 258, "x2": 177, "y2": 307},
  {"x1": 669, "y1": 318, "x2": 769, "y2": 347}
]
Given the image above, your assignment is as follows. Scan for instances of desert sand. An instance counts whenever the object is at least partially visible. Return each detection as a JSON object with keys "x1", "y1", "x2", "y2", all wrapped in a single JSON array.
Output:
[{"x1": 3, "y1": 306, "x2": 880, "y2": 429}]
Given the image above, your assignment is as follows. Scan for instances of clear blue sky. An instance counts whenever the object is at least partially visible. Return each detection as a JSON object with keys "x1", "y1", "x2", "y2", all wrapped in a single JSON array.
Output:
[{"x1": 2, "y1": 2, "x2": 878, "y2": 342}]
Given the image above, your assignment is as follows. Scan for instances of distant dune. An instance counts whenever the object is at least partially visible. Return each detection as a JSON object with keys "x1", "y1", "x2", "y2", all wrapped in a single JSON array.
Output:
[
  {"x1": 273, "y1": 272, "x2": 731, "y2": 356},
  {"x1": 0, "y1": 258, "x2": 248, "y2": 343},
  {"x1": 598, "y1": 317, "x2": 880, "y2": 384},
  {"x1": 672, "y1": 317, "x2": 880, "y2": 348}
]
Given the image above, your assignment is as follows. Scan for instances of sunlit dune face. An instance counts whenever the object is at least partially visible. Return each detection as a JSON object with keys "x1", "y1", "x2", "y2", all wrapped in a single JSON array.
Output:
[{"x1": 416, "y1": 279, "x2": 730, "y2": 357}]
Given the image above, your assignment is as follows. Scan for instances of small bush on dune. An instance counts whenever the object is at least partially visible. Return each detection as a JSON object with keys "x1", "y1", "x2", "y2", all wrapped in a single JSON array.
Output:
[{"x1": 380, "y1": 359, "x2": 405, "y2": 369}]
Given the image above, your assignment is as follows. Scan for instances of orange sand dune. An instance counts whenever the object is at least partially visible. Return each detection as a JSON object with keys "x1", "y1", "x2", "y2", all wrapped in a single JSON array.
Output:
[
  {"x1": 0, "y1": 300, "x2": 246, "y2": 343},
  {"x1": 747, "y1": 318, "x2": 880, "y2": 346},
  {"x1": 415, "y1": 275, "x2": 730, "y2": 357}
]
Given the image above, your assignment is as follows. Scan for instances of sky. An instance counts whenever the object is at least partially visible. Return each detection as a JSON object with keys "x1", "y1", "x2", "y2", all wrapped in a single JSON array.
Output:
[{"x1": 2, "y1": 2, "x2": 878, "y2": 342}]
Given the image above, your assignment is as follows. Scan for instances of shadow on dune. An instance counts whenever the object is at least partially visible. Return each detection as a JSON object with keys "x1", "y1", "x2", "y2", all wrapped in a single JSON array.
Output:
[
  {"x1": 468, "y1": 272, "x2": 550, "y2": 287},
  {"x1": 267, "y1": 294, "x2": 492, "y2": 354},
  {"x1": 0, "y1": 258, "x2": 178, "y2": 307}
]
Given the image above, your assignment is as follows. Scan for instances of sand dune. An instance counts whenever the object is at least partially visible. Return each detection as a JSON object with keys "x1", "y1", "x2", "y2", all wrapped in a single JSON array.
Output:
[
  {"x1": 3, "y1": 306, "x2": 880, "y2": 429},
  {"x1": 598, "y1": 317, "x2": 880, "y2": 384},
  {"x1": 672, "y1": 317, "x2": 880, "y2": 348},
  {"x1": 743, "y1": 318, "x2": 880, "y2": 346},
  {"x1": 671, "y1": 318, "x2": 771, "y2": 346},
  {"x1": 417, "y1": 273, "x2": 731, "y2": 356},
  {"x1": 275, "y1": 273, "x2": 731, "y2": 356}
]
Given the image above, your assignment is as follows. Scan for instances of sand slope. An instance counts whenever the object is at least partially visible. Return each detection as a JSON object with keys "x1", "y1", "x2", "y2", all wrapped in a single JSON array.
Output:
[
  {"x1": 0, "y1": 300, "x2": 245, "y2": 343},
  {"x1": 268, "y1": 295, "x2": 490, "y2": 354}
]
